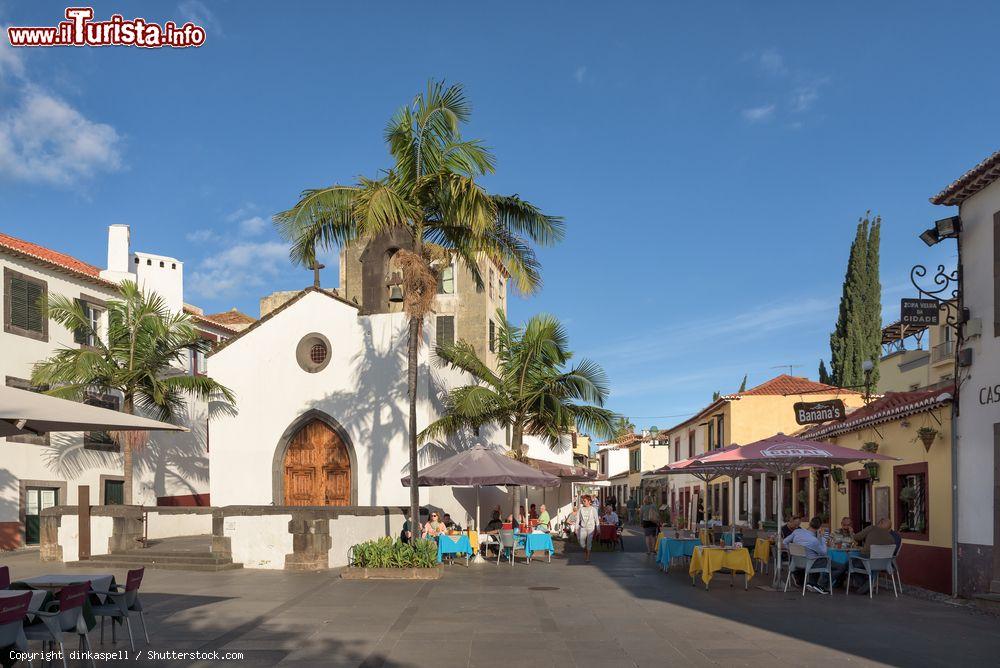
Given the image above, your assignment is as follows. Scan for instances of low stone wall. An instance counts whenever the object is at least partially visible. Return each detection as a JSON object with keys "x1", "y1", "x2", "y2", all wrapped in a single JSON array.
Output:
[
  {"x1": 211, "y1": 506, "x2": 406, "y2": 571},
  {"x1": 145, "y1": 507, "x2": 213, "y2": 539}
]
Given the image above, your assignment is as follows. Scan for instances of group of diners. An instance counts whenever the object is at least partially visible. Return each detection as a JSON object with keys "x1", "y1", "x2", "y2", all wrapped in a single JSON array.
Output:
[
  {"x1": 400, "y1": 503, "x2": 554, "y2": 545},
  {"x1": 781, "y1": 514, "x2": 899, "y2": 594}
]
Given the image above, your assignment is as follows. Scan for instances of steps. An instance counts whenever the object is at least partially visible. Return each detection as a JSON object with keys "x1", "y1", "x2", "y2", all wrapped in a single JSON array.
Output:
[{"x1": 67, "y1": 535, "x2": 242, "y2": 572}]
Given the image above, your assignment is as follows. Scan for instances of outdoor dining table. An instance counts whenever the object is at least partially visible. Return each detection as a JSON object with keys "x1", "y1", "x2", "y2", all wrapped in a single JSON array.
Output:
[
  {"x1": 11, "y1": 573, "x2": 116, "y2": 632},
  {"x1": 656, "y1": 538, "x2": 700, "y2": 572},
  {"x1": 688, "y1": 546, "x2": 754, "y2": 590},
  {"x1": 828, "y1": 547, "x2": 862, "y2": 565},
  {"x1": 437, "y1": 534, "x2": 474, "y2": 564},
  {"x1": 516, "y1": 531, "x2": 554, "y2": 563}
]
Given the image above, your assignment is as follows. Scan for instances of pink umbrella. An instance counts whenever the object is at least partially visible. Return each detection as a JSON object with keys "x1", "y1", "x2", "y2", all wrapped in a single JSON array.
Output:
[{"x1": 692, "y1": 433, "x2": 897, "y2": 587}]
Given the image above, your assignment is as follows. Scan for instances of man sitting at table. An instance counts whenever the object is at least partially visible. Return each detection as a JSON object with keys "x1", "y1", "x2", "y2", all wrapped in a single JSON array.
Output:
[
  {"x1": 603, "y1": 505, "x2": 619, "y2": 526},
  {"x1": 485, "y1": 510, "x2": 504, "y2": 532},
  {"x1": 442, "y1": 513, "x2": 460, "y2": 531},
  {"x1": 852, "y1": 517, "x2": 895, "y2": 556},
  {"x1": 536, "y1": 504, "x2": 551, "y2": 531},
  {"x1": 780, "y1": 515, "x2": 802, "y2": 540},
  {"x1": 835, "y1": 516, "x2": 854, "y2": 540},
  {"x1": 783, "y1": 516, "x2": 843, "y2": 593}
]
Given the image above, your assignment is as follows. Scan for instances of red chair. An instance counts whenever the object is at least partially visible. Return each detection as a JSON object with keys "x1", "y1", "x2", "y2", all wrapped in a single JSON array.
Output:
[
  {"x1": 24, "y1": 581, "x2": 94, "y2": 668},
  {"x1": 501, "y1": 522, "x2": 513, "y2": 531},
  {"x1": 0, "y1": 591, "x2": 31, "y2": 655},
  {"x1": 0, "y1": 565, "x2": 9, "y2": 589}
]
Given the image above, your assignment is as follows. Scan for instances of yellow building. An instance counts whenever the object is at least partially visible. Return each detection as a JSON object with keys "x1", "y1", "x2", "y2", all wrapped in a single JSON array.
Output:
[
  {"x1": 801, "y1": 387, "x2": 954, "y2": 594},
  {"x1": 663, "y1": 375, "x2": 865, "y2": 527},
  {"x1": 571, "y1": 431, "x2": 595, "y2": 470},
  {"x1": 879, "y1": 318, "x2": 955, "y2": 393}
]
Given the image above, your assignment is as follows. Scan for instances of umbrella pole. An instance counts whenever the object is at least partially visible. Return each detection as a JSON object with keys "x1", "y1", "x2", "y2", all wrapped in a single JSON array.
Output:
[
  {"x1": 774, "y1": 473, "x2": 783, "y2": 588},
  {"x1": 472, "y1": 487, "x2": 484, "y2": 564}
]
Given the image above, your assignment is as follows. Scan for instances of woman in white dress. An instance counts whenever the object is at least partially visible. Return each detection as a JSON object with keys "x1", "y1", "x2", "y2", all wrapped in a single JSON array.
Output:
[{"x1": 576, "y1": 494, "x2": 600, "y2": 563}]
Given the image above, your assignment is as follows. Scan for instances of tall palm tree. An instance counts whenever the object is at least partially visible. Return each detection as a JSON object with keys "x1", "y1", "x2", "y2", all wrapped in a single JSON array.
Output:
[
  {"x1": 274, "y1": 81, "x2": 562, "y2": 529},
  {"x1": 420, "y1": 311, "x2": 618, "y2": 514},
  {"x1": 31, "y1": 280, "x2": 236, "y2": 504}
]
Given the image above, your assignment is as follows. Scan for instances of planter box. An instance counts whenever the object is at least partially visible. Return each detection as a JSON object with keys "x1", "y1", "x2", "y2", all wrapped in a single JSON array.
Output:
[{"x1": 340, "y1": 565, "x2": 443, "y2": 580}]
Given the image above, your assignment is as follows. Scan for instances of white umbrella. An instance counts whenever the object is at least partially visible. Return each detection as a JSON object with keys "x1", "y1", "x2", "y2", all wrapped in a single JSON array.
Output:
[{"x1": 0, "y1": 385, "x2": 187, "y2": 437}]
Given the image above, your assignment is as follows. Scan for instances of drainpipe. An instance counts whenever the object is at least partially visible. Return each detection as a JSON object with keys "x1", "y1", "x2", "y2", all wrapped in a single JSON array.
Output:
[{"x1": 951, "y1": 399, "x2": 958, "y2": 597}]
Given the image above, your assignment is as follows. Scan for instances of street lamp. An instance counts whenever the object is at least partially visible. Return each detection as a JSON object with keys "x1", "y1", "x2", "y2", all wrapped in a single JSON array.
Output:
[{"x1": 862, "y1": 359, "x2": 874, "y2": 403}]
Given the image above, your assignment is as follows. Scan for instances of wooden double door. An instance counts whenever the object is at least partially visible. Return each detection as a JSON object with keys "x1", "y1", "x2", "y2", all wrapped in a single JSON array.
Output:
[{"x1": 283, "y1": 419, "x2": 351, "y2": 506}]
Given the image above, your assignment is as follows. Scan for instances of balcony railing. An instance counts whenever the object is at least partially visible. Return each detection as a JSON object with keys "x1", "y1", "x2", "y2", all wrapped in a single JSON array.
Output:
[{"x1": 931, "y1": 340, "x2": 953, "y2": 364}]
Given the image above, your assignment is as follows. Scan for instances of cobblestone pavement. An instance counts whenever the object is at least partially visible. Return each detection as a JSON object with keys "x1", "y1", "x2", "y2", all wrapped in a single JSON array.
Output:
[{"x1": 3, "y1": 531, "x2": 998, "y2": 667}]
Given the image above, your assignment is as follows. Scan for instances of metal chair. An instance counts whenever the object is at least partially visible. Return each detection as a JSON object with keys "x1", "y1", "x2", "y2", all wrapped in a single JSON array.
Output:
[
  {"x1": 847, "y1": 544, "x2": 898, "y2": 598},
  {"x1": 0, "y1": 591, "x2": 31, "y2": 659},
  {"x1": 889, "y1": 540, "x2": 903, "y2": 593},
  {"x1": 91, "y1": 568, "x2": 150, "y2": 651},
  {"x1": 23, "y1": 581, "x2": 95, "y2": 668},
  {"x1": 783, "y1": 543, "x2": 833, "y2": 596},
  {"x1": 497, "y1": 529, "x2": 517, "y2": 565}
]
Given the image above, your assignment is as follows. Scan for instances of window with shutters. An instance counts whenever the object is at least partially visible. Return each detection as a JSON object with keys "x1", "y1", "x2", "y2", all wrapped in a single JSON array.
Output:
[
  {"x1": 4, "y1": 376, "x2": 49, "y2": 445},
  {"x1": 688, "y1": 430, "x2": 695, "y2": 458},
  {"x1": 436, "y1": 315, "x2": 455, "y2": 348},
  {"x1": 489, "y1": 268, "x2": 494, "y2": 300},
  {"x1": 84, "y1": 393, "x2": 121, "y2": 451},
  {"x1": 489, "y1": 319, "x2": 496, "y2": 352},
  {"x1": 437, "y1": 263, "x2": 455, "y2": 295},
  {"x1": 73, "y1": 298, "x2": 103, "y2": 348},
  {"x1": 3, "y1": 268, "x2": 48, "y2": 342}
]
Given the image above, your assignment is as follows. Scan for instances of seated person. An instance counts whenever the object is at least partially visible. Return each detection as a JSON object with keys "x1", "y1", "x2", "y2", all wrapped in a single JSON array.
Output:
[
  {"x1": 852, "y1": 517, "x2": 896, "y2": 556},
  {"x1": 536, "y1": 504, "x2": 551, "y2": 531},
  {"x1": 834, "y1": 516, "x2": 854, "y2": 540},
  {"x1": 529, "y1": 504, "x2": 539, "y2": 520},
  {"x1": 485, "y1": 510, "x2": 504, "y2": 532},
  {"x1": 442, "y1": 513, "x2": 460, "y2": 531},
  {"x1": 603, "y1": 505, "x2": 619, "y2": 526},
  {"x1": 564, "y1": 505, "x2": 579, "y2": 537},
  {"x1": 518, "y1": 507, "x2": 528, "y2": 528},
  {"x1": 422, "y1": 512, "x2": 446, "y2": 538},
  {"x1": 783, "y1": 516, "x2": 844, "y2": 593},
  {"x1": 504, "y1": 513, "x2": 520, "y2": 531},
  {"x1": 401, "y1": 508, "x2": 429, "y2": 543},
  {"x1": 780, "y1": 515, "x2": 802, "y2": 540}
]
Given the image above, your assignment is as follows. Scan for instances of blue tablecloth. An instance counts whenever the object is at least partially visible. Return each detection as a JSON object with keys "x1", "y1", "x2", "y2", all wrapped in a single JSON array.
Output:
[
  {"x1": 437, "y1": 534, "x2": 473, "y2": 563},
  {"x1": 828, "y1": 548, "x2": 861, "y2": 565},
  {"x1": 520, "y1": 532, "x2": 554, "y2": 559},
  {"x1": 657, "y1": 538, "x2": 701, "y2": 567}
]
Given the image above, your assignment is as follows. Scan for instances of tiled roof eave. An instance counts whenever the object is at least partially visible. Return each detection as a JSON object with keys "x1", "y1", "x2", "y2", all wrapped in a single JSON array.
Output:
[
  {"x1": 804, "y1": 394, "x2": 952, "y2": 440},
  {"x1": 0, "y1": 245, "x2": 117, "y2": 290},
  {"x1": 931, "y1": 149, "x2": 1000, "y2": 206}
]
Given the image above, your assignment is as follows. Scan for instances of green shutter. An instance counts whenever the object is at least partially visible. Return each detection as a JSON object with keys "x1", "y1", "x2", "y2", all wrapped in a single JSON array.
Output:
[
  {"x1": 73, "y1": 299, "x2": 88, "y2": 344},
  {"x1": 9, "y1": 277, "x2": 45, "y2": 334}
]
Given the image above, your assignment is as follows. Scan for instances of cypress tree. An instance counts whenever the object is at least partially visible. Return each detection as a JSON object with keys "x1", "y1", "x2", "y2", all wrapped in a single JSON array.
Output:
[
  {"x1": 818, "y1": 360, "x2": 831, "y2": 385},
  {"x1": 829, "y1": 212, "x2": 883, "y2": 389}
]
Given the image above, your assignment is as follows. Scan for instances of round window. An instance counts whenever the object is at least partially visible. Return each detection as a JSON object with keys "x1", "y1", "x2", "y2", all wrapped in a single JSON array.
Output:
[{"x1": 295, "y1": 333, "x2": 332, "y2": 373}]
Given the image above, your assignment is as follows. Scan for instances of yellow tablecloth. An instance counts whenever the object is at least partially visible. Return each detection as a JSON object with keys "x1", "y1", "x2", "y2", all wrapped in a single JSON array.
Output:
[
  {"x1": 466, "y1": 530, "x2": 479, "y2": 548},
  {"x1": 753, "y1": 538, "x2": 771, "y2": 565},
  {"x1": 688, "y1": 546, "x2": 755, "y2": 586},
  {"x1": 699, "y1": 528, "x2": 711, "y2": 545}
]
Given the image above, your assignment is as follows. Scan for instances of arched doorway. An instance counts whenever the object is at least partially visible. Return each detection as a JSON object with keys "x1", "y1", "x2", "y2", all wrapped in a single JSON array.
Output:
[{"x1": 282, "y1": 419, "x2": 352, "y2": 506}]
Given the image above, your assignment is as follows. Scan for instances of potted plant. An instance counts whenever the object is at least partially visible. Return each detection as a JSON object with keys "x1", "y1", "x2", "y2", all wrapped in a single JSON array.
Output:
[
  {"x1": 864, "y1": 461, "x2": 880, "y2": 482},
  {"x1": 818, "y1": 487, "x2": 830, "y2": 505},
  {"x1": 899, "y1": 484, "x2": 918, "y2": 503},
  {"x1": 830, "y1": 467, "x2": 845, "y2": 485},
  {"x1": 861, "y1": 442, "x2": 880, "y2": 454},
  {"x1": 916, "y1": 426, "x2": 938, "y2": 451},
  {"x1": 796, "y1": 489, "x2": 808, "y2": 506}
]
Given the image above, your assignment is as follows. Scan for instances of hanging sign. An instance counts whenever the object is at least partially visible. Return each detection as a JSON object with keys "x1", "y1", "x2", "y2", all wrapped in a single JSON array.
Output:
[
  {"x1": 900, "y1": 298, "x2": 939, "y2": 325},
  {"x1": 793, "y1": 399, "x2": 847, "y2": 425}
]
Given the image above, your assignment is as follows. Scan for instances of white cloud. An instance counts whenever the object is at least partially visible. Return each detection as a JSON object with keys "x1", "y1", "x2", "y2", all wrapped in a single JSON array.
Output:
[
  {"x1": 0, "y1": 26, "x2": 24, "y2": 78},
  {"x1": 741, "y1": 104, "x2": 775, "y2": 123},
  {"x1": 188, "y1": 241, "x2": 289, "y2": 298},
  {"x1": 177, "y1": 0, "x2": 221, "y2": 35},
  {"x1": 0, "y1": 86, "x2": 122, "y2": 184},
  {"x1": 757, "y1": 48, "x2": 787, "y2": 76},
  {"x1": 573, "y1": 66, "x2": 587, "y2": 84},
  {"x1": 185, "y1": 229, "x2": 218, "y2": 243},
  {"x1": 239, "y1": 215, "x2": 267, "y2": 236},
  {"x1": 224, "y1": 202, "x2": 256, "y2": 222}
]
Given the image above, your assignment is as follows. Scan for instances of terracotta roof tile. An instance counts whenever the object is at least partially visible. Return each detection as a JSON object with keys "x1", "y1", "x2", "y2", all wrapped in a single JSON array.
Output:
[
  {"x1": 931, "y1": 148, "x2": 1000, "y2": 206},
  {"x1": 201, "y1": 309, "x2": 256, "y2": 327},
  {"x1": 0, "y1": 232, "x2": 113, "y2": 286},
  {"x1": 737, "y1": 374, "x2": 859, "y2": 396}
]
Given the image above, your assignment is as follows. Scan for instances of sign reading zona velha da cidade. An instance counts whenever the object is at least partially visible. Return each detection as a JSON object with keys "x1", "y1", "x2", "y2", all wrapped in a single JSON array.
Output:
[{"x1": 793, "y1": 399, "x2": 847, "y2": 425}]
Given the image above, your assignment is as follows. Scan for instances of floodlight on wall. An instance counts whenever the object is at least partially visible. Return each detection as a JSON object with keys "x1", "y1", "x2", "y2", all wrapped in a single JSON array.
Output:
[
  {"x1": 919, "y1": 228, "x2": 940, "y2": 247},
  {"x1": 935, "y1": 215, "x2": 962, "y2": 238}
]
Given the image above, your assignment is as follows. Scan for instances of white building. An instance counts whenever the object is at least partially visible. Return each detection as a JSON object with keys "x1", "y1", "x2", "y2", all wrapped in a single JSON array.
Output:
[
  {"x1": 0, "y1": 226, "x2": 251, "y2": 550},
  {"x1": 207, "y1": 286, "x2": 577, "y2": 529},
  {"x1": 930, "y1": 151, "x2": 1000, "y2": 597}
]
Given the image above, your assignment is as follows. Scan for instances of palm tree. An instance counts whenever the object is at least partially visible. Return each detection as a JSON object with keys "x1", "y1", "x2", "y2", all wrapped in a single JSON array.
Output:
[
  {"x1": 274, "y1": 81, "x2": 562, "y2": 530},
  {"x1": 420, "y1": 311, "x2": 618, "y2": 514},
  {"x1": 31, "y1": 280, "x2": 235, "y2": 504}
]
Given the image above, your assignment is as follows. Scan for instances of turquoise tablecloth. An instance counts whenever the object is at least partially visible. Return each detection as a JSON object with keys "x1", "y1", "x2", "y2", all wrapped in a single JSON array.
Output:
[
  {"x1": 828, "y1": 548, "x2": 862, "y2": 565},
  {"x1": 520, "y1": 532, "x2": 554, "y2": 559},
  {"x1": 657, "y1": 538, "x2": 701, "y2": 568},
  {"x1": 437, "y1": 534, "x2": 473, "y2": 563}
]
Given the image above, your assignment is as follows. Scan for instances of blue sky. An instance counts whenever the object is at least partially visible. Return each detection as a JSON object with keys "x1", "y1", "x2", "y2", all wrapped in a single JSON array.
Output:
[{"x1": 0, "y1": 1, "x2": 987, "y2": 430}]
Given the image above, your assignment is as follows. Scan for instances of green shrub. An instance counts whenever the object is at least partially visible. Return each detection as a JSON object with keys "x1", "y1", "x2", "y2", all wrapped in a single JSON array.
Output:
[{"x1": 349, "y1": 536, "x2": 438, "y2": 568}]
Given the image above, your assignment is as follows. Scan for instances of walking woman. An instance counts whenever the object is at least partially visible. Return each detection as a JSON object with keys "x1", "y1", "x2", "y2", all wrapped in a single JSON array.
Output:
[
  {"x1": 639, "y1": 494, "x2": 661, "y2": 555},
  {"x1": 577, "y1": 494, "x2": 600, "y2": 563}
]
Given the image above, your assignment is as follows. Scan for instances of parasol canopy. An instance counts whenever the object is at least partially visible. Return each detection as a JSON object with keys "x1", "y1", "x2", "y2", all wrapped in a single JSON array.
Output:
[
  {"x1": 0, "y1": 385, "x2": 187, "y2": 438},
  {"x1": 692, "y1": 433, "x2": 897, "y2": 472},
  {"x1": 401, "y1": 446, "x2": 560, "y2": 487}
]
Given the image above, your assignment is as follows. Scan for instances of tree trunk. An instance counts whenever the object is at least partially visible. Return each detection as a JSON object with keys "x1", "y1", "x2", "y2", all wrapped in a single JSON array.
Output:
[
  {"x1": 510, "y1": 423, "x2": 524, "y2": 519},
  {"x1": 407, "y1": 314, "x2": 421, "y2": 541},
  {"x1": 123, "y1": 396, "x2": 134, "y2": 505}
]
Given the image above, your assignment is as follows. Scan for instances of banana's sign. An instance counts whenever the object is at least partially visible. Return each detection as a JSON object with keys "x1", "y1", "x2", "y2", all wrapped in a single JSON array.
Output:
[{"x1": 793, "y1": 399, "x2": 846, "y2": 425}]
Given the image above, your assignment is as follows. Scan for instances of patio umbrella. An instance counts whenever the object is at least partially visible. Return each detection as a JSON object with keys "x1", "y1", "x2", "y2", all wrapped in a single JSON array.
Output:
[
  {"x1": 0, "y1": 385, "x2": 187, "y2": 437},
  {"x1": 693, "y1": 433, "x2": 898, "y2": 587},
  {"x1": 402, "y1": 446, "x2": 560, "y2": 561}
]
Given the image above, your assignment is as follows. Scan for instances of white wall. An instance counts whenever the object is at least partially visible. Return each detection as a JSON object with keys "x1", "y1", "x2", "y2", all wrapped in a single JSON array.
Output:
[
  {"x1": 54, "y1": 514, "x2": 113, "y2": 562},
  {"x1": 328, "y1": 513, "x2": 406, "y2": 567},
  {"x1": 222, "y1": 514, "x2": 292, "y2": 569},
  {"x1": 954, "y1": 179, "x2": 1000, "y2": 547},
  {"x1": 145, "y1": 511, "x2": 213, "y2": 540}
]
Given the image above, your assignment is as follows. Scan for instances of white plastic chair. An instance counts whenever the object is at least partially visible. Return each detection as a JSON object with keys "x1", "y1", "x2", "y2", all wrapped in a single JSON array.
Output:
[
  {"x1": 784, "y1": 543, "x2": 833, "y2": 596},
  {"x1": 497, "y1": 530, "x2": 517, "y2": 566},
  {"x1": 847, "y1": 544, "x2": 898, "y2": 598}
]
